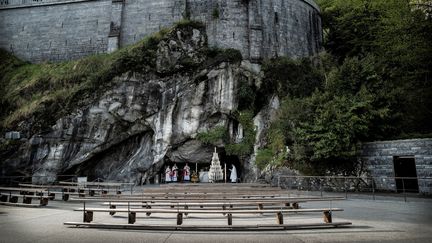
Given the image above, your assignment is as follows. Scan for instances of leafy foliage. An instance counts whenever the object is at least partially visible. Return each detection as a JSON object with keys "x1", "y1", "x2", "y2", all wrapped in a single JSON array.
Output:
[
  {"x1": 225, "y1": 110, "x2": 256, "y2": 157},
  {"x1": 255, "y1": 0, "x2": 432, "y2": 173},
  {"x1": 262, "y1": 57, "x2": 324, "y2": 98},
  {"x1": 197, "y1": 125, "x2": 228, "y2": 145},
  {"x1": 212, "y1": 8, "x2": 220, "y2": 19},
  {"x1": 318, "y1": 0, "x2": 432, "y2": 136}
]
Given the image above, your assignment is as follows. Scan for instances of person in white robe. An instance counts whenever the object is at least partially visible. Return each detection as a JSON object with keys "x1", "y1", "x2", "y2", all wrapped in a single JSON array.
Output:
[
  {"x1": 183, "y1": 163, "x2": 191, "y2": 182},
  {"x1": 229, "y1": 164, "x2": 238, "y2": 183},
  {"x1": 172, "y1": 163, "x2": 179, "y2": 182},
  {"x1": 165, "y1": 166, "x2": 172, "y2": 183}
]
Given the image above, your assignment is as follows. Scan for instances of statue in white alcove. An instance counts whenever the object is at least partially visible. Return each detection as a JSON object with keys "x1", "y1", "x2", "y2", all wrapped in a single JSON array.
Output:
[{"x1": 229, "y1": 164, "x2": 238, "y2": 183}]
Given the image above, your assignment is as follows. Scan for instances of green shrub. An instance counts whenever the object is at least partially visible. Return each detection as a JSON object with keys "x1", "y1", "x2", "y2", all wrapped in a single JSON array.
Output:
[
  {"x1": 212, "y1": 8, "x2": 220, "y2": 19},
  {"x1": 255, "y1": 148, "x2": 273, "y2": 170},
  {"x1": 197, "y1": 125, "x2": 228, "y2": 145},
  {"x1": 225, "y1": 110, "x2": 256, "y2": 157}
]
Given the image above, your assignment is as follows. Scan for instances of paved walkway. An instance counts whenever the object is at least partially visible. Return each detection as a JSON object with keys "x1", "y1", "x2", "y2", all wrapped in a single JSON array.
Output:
[{"x1": 0, "y1": 194, "x2": 431, "y2": 242}]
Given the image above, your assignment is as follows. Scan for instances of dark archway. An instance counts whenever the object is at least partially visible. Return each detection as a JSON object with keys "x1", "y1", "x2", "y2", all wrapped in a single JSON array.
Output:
[
  {"x1": 393, "y1": 156, "x2": 419, "y2": 193},
  {"x1": 218, "y1": 148, "x2": 242, "y2": 182}
]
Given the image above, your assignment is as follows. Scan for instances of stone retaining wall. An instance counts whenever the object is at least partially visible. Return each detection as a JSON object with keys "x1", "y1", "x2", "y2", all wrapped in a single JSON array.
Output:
[
  {"x1": 0, "y1": 0, "x2": 322, "y2": 63},
  {"x1": 361, "y1": 138, "x2": 432, "y2": 195}
]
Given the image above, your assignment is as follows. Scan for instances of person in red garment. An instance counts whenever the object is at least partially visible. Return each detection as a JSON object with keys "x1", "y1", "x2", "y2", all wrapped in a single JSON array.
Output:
[
  {"x1": 172, "y1": 163, "x2": 179, "y2": 182},
  {"x1": 183, "y1": 163, "x2": 191, "y2": 182}
]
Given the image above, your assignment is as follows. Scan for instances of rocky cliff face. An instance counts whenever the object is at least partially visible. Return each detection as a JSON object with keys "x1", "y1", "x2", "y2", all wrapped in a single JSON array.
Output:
[{"x1": 1, "y1": 25, "x2": 278, "y2": 184}]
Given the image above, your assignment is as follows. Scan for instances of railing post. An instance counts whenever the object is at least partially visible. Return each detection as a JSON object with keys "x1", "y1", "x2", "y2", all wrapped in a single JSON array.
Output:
[
  {"x1": 402, "y1": 178, "x2": 407, "y2": 203},
  {"x1": 83, "y1": 201, "x2": 86, "y2": 222},
  {"x1": 372, "y1": 177, "x2": 375, "y2": 201},
  {"x1": 320, "y1": 177, "x2": 323, "y2": 198},
  {"x1": 344, "y1": 177, "x2": 348, "y2": 199}
]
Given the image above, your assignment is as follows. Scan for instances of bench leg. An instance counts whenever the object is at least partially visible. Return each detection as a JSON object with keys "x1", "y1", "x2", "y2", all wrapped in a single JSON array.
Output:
[
  {"x1": 227, "y1": 214, "x2": 233, "y2": 225},
  {"x1": 184, "y1": 205, "x2": 188, "y2": 216},
  {"x1": 146, "y1": 205, "x2": 152, "y2": 216},
  {"x1": 9, "y1": 196, "x2": 18, "y2": 203},
  {"x1": 177, "y1": 213, "x2": 183, "y2": 225},
  {"x1": 128, "y1": 212, "x2": 136, "y2": 224},
  {"x1": 23, "y1": 196, "x2": 32, "y2": 204},
  {"x1": 276, "y1": 212, "x2": 284, "y2": 225},
  {"x1": 84, "y1": 211, "x2": 93, "y2": 223},
  {"x1": 40, "y1": 197, "x2": 49, "y2": 206},
  {"x1": 323, "y1": 211, "x2": 332, "y2": 223},
  {"x1": 110, "y1": 205, "x2": 116, "y2": 216}
]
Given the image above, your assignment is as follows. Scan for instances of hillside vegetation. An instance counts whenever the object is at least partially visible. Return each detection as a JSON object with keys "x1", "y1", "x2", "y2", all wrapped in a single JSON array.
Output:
[{"x1": 256, "y1": 0, "x2": 432, "y2": 174}]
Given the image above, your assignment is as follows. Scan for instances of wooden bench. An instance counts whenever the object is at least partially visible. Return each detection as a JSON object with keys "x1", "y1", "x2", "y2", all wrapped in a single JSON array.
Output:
[
  {"x1": 0, "y1": 193, "x2": 51, "y2": 206},
  {"x1": 63, "y1": 221, "x2": 352, "y2": 231},
  {"x1": 74, "y1": 207, "x2": 344, "y2": 226},
  {"x1": 101, "y1": 201, "x2": 295, "y2": 216},
  {"x1": 19, "y1": 183, "x2": 124, "y2": 197},
  {"x1": 99, "y1": 197, "x2": 344, "y2": 213},
  {"x1": 71, "y1": 196, "x2": 344, "y2": 219},
  {"x1": 72, "y1": 195, "x2": 344, "y2": 204}
]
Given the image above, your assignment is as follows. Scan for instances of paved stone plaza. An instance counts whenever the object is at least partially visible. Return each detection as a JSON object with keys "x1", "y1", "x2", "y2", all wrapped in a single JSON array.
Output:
[{"x1": 1, "y1": 193, "x2": 431, "y2": 243}]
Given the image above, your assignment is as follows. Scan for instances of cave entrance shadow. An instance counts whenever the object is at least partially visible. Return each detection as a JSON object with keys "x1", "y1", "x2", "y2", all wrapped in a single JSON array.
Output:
[{"x1": 218, "y1": 149, "x2": 242, "y2": 183}]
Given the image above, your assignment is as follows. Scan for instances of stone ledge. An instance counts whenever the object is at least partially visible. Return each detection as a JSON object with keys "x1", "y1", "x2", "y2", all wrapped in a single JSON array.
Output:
[{"x1": 0, "y1": 0, "x2": 97, "y2": 10}]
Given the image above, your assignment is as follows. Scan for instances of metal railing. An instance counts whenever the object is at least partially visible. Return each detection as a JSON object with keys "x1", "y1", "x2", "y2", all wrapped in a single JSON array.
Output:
[
  {"x1": 276, "y1": 175, "x2": 432, "y2": 202},
  {"x1": 0, "y1": 174, "x2": 77, "y2": 186}
]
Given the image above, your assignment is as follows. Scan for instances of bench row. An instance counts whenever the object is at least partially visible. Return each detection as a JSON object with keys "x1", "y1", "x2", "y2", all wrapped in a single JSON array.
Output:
[
  {"x1": 75, "y1": 207, "x2": 343, "y2": 226},
  {"x1": 0, "y1": 193, "x2": 51, "y2": 206}
]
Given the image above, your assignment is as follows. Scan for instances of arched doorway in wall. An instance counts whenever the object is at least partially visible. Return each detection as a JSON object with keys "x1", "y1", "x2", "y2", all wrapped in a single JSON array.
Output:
[{"x1": 393, "y1": 156, "x2": 419, "y2": 193}]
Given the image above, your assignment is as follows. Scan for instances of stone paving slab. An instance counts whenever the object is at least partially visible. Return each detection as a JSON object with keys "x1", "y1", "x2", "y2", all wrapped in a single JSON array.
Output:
[{"x1": 0, "y1": 195, "x2": 431, "y2": 243}]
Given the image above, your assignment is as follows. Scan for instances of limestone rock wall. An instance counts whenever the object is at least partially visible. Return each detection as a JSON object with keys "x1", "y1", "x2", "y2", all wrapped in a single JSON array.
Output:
[{"x1": 0, "y1": 26, "x2": 277, "y2": 184}]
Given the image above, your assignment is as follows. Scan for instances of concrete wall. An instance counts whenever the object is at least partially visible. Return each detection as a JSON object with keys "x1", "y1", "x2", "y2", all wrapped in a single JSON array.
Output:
[
  {"x1": 0, "y1": 0, "x2": 112, "y2": 62},
  {"x1": 361, "y1": 138, "x2": 432, "y2": 195},
  {"x1": 0, "y1": 0, "x2": 322, "y2": 63}
]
